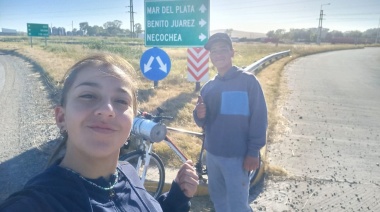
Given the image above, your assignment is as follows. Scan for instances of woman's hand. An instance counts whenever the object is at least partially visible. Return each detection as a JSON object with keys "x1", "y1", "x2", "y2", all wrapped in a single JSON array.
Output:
[{"x1": 175, "y1": 160, "x2": 199, "y2": 198}]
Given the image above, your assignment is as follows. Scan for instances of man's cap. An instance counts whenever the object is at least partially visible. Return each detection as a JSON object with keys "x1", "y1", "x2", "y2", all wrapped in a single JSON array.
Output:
[{"x1": 204, "y1": 33, "x2": 233, "y2": 50}]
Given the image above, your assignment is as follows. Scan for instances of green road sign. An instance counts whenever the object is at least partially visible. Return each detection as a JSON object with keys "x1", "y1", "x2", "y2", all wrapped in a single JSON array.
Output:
[
  {"x1": 27, "y1": 23, "x2": 49, "y2": 37},
  {"x1": 145, "y1": 0, "x2": 210, "y2": 47}
]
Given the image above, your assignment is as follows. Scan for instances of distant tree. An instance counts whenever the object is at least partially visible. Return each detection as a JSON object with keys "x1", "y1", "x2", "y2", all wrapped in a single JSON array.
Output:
[
  {"x1": 319, "y1": 28, "x2": 330, "y2": 43},
  {"x1": 325, "y1": 30, "x2": 343, "y2": 43},
  {"x1": 87, "y1": 25, "x2": 104, "y2": 36},
  {"x1": 288, "y1": 29, "x2": 309, "y2": 42},
  {"x1": 344, "y1": 30, "x2": 362, "y2": 44},
  {"x1": 363, "y1": 28, "x2": 378, "y2": 43},
  {"x1": 328, "y1": 30, "x2": 344, "y2": 38},
  {"x1": 103, "y1": 20, "x2": 123, "y2": 36},
  {"x1": 87, "y1": 26, "x2": 95, "y2": 36},
  {"x1": 274, "y1": 29, "x2": 285, "y2": 46},
  {"x1": 113, "y1": 20, "x2": 122, "y2": 29},
  {"x1": 268, "y1": 27, "x2": 378, "y2": 44},
  {"x1": 79, "y1": 22, "x2": 89, "y2": 35},
  {"x1": 125, "y1": 29, "x2": 131, "y2": 37},
  {"x1": 265, "y1": 29, "x2": 286, "y2": 45},
  {"x1": 344, "y1": 30, "x2": 362, "y2": 38},
  {"x1": 309, "y1": 31, "x2": 317, "y2": 43},
  {"x1": 134, "y1": 23, "x2": 142, "y2": 37},
  {"x1": 266, "y1": 30, "x2": 275, "y2": 38},
  {"x1": 225, "y1": 28, "x2": 233, "y2": 37}
]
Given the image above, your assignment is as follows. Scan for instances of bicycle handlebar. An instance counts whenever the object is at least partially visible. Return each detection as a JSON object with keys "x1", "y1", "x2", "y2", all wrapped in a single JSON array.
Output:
[{"x1": 138, "y1": 108, "x2": 174, "y2": 123}]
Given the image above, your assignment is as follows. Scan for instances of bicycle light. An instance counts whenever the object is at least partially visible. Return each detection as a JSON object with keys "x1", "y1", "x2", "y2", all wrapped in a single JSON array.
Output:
[{"x1": 132, "y1": 117, "x2": 167, "y2": 142}]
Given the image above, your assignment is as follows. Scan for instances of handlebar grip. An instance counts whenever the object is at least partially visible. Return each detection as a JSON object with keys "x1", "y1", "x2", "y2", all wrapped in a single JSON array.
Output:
[
  {"x1": 138, "y1": 111, "x2": 173, "y2": 122},
  {"x1": 161, "y1": 116, "x2": 173, "y2": 120}
]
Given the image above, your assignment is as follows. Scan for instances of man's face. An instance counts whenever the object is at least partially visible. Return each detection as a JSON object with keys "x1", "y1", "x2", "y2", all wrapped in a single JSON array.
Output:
[{"x1": 209, "y1": 41, "x2": 234, "y2": 73}]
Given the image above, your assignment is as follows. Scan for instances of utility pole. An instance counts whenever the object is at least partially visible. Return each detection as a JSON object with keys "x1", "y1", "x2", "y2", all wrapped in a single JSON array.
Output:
[
  {"x1": 127, "y1": 0, "x2": 135, "y2": 38},
  {"x1": 376, "y1": 17, "x2": 380, "y2": 44},
  {"x1": 317, "y1": 3, "x2": 330, "y2": 45}
]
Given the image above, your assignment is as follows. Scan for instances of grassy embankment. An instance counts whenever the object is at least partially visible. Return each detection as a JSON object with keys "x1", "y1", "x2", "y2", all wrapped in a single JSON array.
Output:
[{"x1": 0, "y1": 36, "x2": 375, "y2": 173}]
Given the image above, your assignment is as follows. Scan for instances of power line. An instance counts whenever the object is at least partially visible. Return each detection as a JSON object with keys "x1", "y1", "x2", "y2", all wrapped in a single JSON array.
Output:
[{"x1": 376, "y1": 17, "x2": 380, "y2": 43}]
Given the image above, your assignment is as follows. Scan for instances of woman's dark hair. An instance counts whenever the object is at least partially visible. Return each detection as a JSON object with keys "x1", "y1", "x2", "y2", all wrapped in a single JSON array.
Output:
[{"x1": 47, "y1": 53, "x2": 138, "y2": 166}]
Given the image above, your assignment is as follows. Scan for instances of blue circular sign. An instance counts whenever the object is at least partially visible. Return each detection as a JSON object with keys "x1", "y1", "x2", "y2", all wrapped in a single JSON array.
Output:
[{"x1": 139, "y1": 47, "x2": 171, "y2": 81}]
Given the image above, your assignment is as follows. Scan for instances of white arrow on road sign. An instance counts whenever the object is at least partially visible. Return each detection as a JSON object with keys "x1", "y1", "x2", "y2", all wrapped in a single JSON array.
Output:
[
  {"x1": 199, "y1": 19, "x2": 207, "y2": 27},
  {"x1": 144, "y1": 56, "x2": 154, "y2": 73},
  {"x1": 199, "y1": 33, "x2": 206, "y2": 41},
  {"x1": 156, "y1": 56, "x2": 167, "y2": 73},
  {"x1": 199, "y1": 4, "x2": 207, "y2": 13}
]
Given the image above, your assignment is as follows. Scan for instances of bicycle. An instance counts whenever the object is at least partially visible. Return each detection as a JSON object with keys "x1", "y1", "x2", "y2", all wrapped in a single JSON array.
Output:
[{"x1": 119, "y1": 108, "x2": 262, "y2": 199}]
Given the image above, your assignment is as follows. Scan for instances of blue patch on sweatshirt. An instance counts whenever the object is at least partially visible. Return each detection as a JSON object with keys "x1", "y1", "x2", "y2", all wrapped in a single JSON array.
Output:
[{"x1": 220, "y1": 91, "x2": 249, "y2": 116}]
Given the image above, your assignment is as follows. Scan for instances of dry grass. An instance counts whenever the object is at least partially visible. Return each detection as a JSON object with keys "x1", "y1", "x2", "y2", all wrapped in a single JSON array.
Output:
[
  {"x1": 0, "y1": 36, "x2": 375, "y2": 166},
  {"x1": 265, "y1": 162, "x2": 289, "y2": 177}
]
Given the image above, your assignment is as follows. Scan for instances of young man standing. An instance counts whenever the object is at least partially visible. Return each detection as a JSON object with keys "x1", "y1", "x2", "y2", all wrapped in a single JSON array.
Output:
[{"x1": 193, "y1": 33, "x2": 268, "y2": 212}]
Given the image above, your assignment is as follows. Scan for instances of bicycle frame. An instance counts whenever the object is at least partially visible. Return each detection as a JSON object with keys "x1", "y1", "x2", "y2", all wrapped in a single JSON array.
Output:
[
  {"x1": 131, "y1": 126, "x2": 207, "y2": 184},
  {"x1": 166, "y1": 127, "x2": 208, "y2": 182},
  {"x1": 162, "y1": 135, "x2": 188, "y2": 163},
  {"x1": 165, "y1": 126, "x2": 204, "y2": 165},
  {"x1": 138, "y1": 140, "x2": 153, "y2": 183},
  {"x1": 121, "y1": 109, "x2": 262, "y2": 198}
]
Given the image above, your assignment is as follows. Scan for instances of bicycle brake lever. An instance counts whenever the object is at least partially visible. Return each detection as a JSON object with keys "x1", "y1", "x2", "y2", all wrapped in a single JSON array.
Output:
[
  {"x1": 157, "y1": 107, "x2": 164, "y2": 114},
  {"x1": 142, "y1": 112, "x2": 153, "y2": 119}
]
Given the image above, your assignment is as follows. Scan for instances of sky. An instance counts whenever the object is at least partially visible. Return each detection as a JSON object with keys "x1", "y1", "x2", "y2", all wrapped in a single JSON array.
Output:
[{"x1": 0, "y1": 0, "x2": 379, "y2": 34}]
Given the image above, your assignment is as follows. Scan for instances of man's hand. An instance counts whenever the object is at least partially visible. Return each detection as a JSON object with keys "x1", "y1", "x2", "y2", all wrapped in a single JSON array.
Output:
[
  {"x1": 243, "y1": 156, "x2": 259, "y2": 172},
  {"x1": 195, "y1": 96, "x2": 206, "y2": 119},
  {"x1": 175, "y1": 160, "x2": 199, "y2": 197}
]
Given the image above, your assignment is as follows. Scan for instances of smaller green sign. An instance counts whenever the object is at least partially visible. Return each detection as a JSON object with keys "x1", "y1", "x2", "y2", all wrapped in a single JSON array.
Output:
[{"x1": 27, "y1": 23, "x2": 49, "y2": 37}]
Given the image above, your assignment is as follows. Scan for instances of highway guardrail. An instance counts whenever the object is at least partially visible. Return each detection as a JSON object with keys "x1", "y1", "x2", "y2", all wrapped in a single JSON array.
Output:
[{"x1": 244, "y1": 50, "x2": 291, "y2": 74}]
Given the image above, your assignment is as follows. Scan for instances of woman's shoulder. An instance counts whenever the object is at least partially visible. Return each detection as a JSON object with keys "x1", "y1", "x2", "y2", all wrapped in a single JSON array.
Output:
[
  {"x1": 0, "y1": 166, "x2": 91, "y2": 211},
  {"x1": 118, "y1": 161, "x2": 144, "y2": 187},
  {"x1": 21, "y1": 165, "x2": 79, "y2": 188},
  {"x1": 0, "y1": 188, "x2": 46, "y2": 212}
]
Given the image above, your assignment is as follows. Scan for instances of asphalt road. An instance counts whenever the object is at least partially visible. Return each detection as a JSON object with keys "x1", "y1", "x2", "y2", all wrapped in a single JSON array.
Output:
[
  {"x1": 251, "y1": 47, "x2": 380, "y2": 211},
  {"x1": 0, "y1": 51, "x2": 58, "y2": 202}
]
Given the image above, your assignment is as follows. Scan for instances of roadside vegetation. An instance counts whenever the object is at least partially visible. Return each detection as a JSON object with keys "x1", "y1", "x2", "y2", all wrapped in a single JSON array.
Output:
[{"x1": 0, "y1": 36, "x2": 378, "y2": 171}]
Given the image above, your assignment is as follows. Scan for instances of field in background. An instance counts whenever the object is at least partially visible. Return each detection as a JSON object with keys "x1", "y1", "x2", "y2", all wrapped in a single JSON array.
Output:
[{"x1": 0, "y1": 36, "x2": 376, "y2": 169}]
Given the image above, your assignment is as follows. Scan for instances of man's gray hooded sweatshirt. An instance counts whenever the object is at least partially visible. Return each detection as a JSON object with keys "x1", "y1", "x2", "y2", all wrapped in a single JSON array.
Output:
[{"x1": 193, "y1": 66, "x2": 267, "y2": 158}]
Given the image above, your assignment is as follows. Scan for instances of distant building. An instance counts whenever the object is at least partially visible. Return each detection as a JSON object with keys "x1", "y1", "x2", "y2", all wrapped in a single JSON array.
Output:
[
  {"x1": 58, "y1": 27, "x2": 66, "y2": 36},
  {"x1": 231, "y1": 37, "x2": 239, "y2": 42},
  {"x1": 51, "y1": 27, "x2": 66, "y2": 36},
  {"x1": 1, "y1": 28, "x2": 17, "y2": 35}
]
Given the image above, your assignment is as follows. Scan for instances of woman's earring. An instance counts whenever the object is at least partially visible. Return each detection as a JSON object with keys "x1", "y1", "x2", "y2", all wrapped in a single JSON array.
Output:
[{"x1": 60, "y1": 128, "x2": 67, "y2": 136}]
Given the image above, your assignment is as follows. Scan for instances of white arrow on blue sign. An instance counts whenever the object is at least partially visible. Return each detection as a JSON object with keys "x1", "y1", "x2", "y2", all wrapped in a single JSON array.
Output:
[{"x1": 140, "y1": 47, "x2": 171, "y2": 81}]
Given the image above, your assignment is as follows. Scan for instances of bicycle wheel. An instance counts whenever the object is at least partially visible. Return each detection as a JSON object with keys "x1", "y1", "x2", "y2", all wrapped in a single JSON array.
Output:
[
  {"x1": 119, "y1": 151, "x2": 165, "y2": 199},
  {"x1": 249, "y1": 153, "x2": 263, "y2": 188}
]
